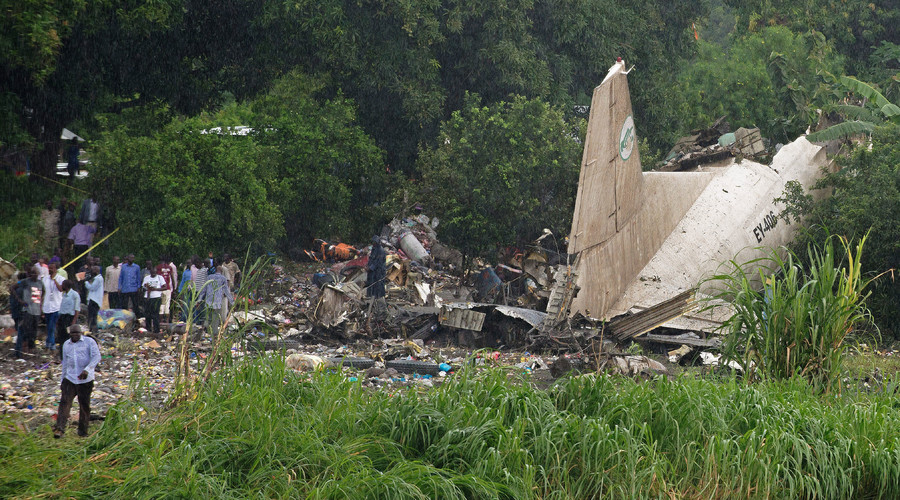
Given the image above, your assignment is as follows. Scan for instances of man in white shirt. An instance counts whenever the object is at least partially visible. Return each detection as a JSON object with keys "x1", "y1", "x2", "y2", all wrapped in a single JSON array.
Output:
[
  {"x1": 41, "y1": 263, "x2": 65, "y2": 350},
  {"x1": 53, "y1": 325, "x2": 100, "y2": 438},
  {"x1": 84, "y1": 266, "x2": 104, "y2": 333},
  {"x1": 142, "y1": 266, "x2": 166, "y2": 334}
]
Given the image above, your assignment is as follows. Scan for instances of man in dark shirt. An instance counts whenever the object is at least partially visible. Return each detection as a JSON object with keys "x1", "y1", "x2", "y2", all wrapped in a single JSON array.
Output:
[
  {"x1": 66, "y1": 139, "x2": 80, "y2": 185},
  {"x1": 16, "y1": 268, "x2": 44, "y2": 358}
]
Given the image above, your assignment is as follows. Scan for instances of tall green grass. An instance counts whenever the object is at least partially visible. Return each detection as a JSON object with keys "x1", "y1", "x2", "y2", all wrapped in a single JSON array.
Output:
[
  {"x1": 706, "y1": 235, "x2": 879, "y2": 392},
  {"x1": 2, "y1": 360, "x2": 900, "y2": 499}
]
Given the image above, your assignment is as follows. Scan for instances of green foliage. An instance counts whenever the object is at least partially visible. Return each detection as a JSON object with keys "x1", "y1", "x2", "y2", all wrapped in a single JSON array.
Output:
[
  {"x1": 246, "y1": 0, "x2": 706, "y2": 172},
  {"x1": 673, "y1": 26, "x2": 842, "y2": 144},
  {"x1": 0, "y1": 173, "x2": 64, "y2": 263},
  {"x1": 87, "y1": 72, "x2": 388, "y2": 258},
  {"x1": 706, "y1": 236, "x2": 875, "y2": 392},
  {"x1": 725, "y1": 0, "x2": 900, "y2": 79},
  {"x1": 4, "y1": 362, "x2": 900, "y2": 497},
  {"x1": 807, "y1": 76, "x2": 900, "y2": 142},
  {"x1": 780, "y1": 125, "x2": 900, "y2": 337},
  {"x1": 416, "y1": 94, "x2": 582, "y2": 259},
  {"x1": 0, "y1": 0, "x2": 87, "y2": 82}
]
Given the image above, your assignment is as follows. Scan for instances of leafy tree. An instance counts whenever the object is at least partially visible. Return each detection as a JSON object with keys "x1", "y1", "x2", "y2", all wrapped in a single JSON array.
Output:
[
  {"x1": 87, "y1": 73, "x2": 388, "y2": 258},
  {"x1": 725, "y1": 0, "x2": 900, "y2": 79},
  {"x1": 672, "y1": 27, "x2": 842, "y2": 144},
  {"x1": 1, "y1": 0, "x2": 192, "y2": 178},
  {"x1": 416, "y1": 93, "x2": 582, "y2": 259},
  {"x1": 806, "y1": 76, "x2": 900, "y2": 142},
  {"x1": 779, "y1": 125, "x2": 900, "y2": 337},
  {"x1": 245, "y1": 0, "x2": 705, "y2": 172}
]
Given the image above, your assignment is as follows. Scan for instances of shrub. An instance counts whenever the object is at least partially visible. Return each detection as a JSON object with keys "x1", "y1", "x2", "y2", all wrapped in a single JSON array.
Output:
[{"x1": 706, "y1": 236, "x2": 877, "y2": 392}]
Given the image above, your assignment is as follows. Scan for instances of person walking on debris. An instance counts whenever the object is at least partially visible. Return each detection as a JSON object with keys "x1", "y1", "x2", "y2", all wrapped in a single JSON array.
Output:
[
  {"x1": 16, "y1": 268, "x2": 44, "y2": 358},
  {"x1": 57, "y1": 280, "x2": 80, "y2": 357},
  {"x1": 67, "y1": 220, "x2": 95, "y2": 271},
  {"x1": 118, "y1": 254, "x2": 141, "y2": 314},
  {"x1": 142, "y1": 266, "x2": 165, "y2": 335},
  {"x1": 191, "y1": 256, "x2": 208, "y2": 295},
  {"x1": 53, "y1": 325, "x2": 100, "y2": 438},
  {"x1": 366, "y1": 236, "x2": 387, "y2": 300},
  {"x1": 198, "y1": 262, "x2": 233, "y2": 337},
  {"x1": 9, "y1": 272, "x2": 27, "y2": 355}
]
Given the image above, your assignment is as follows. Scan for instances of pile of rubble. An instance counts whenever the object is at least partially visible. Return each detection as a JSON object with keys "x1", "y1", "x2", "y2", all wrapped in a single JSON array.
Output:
[
  {"x1": 657, "y1": 116, "x2": 769, "y2": 172},
  {"x1": 0, "y1": 212, "x2": 729, "y2": 425}
]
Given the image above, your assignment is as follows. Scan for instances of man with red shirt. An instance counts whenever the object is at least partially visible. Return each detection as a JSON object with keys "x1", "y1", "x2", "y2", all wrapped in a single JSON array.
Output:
[{"x1": 155, "y1": 257, "x2": 174, "y2": 326}]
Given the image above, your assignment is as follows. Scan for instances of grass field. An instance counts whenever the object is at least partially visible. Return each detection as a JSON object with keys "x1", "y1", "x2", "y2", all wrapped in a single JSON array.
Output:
[{"x1": 2, "y1": 356, "x2": 899, "y2": 499}]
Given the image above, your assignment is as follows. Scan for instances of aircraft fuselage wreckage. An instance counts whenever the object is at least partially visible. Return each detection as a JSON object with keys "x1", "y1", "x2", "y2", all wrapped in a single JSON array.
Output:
[{"x1": 566, "y1": 60, "x2": 831, "y2": 333}]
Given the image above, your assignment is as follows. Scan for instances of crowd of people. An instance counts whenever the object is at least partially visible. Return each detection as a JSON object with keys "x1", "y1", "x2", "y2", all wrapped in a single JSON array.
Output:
[
  {"x1": 7, "y1": 249, "x2": 243, "y2": 360},
  {"x1": 6, "y1": 193, "x2": 247, "y2": 437}
]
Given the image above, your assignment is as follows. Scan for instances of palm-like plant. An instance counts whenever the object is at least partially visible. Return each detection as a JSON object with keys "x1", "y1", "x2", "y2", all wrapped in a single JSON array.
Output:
[{"x1": 807, "y1": 75, "x2": 900, "y2": 142}]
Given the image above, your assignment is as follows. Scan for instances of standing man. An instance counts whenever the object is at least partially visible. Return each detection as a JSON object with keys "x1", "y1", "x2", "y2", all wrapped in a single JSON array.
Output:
[
  {"x1": 66, "y1": 138, "x2": 80, "y2": 185},
  {"x1": 222, "y1": 254, "x2": 241, "y2": 290},
  {"x1": 84, "y1": 266, "x2": 104, "y2": 333},
  {"x1": 155, "y1": 257, "x2": 174, "y2": 325},
  {"x1": 198, "y1": 262, "x2": 233, "y2": 337},
  {"x1": 191, "y1": 256, "x2": 208, "y2": 294},
  {"x1": 79, "y1": 196, "x2": 101, "y2": 231},
  {"x1": 67, "y1": 220, "x2": 96, "y2": 272},
  {"x1": 104, "y1": 256, "x2": 121, "y2": 309},
  {"x1": 42, "y1": 262, "x2": 65, "y2": 351},
  {"x1": 167, "y1": 258, "x2": 178, "y2": 323},
  {"x1": 16, "y1": 268, "x2": 44, "y2": 358},
  {"x1": 53, "y1": 325, "x2": 100, "y2": 438},
  {"x1": 8, "y1": 272, "x2": 26, "y2": 354},
  {"x1": 118, "y1": 254, "x2": 142, "y2": 315},
  {"x1": 57, "y1": 280, "x2": 80, "y2": 357},
  {"x1": 142, "y1": 266, "x2": 165, "y2": 335}
]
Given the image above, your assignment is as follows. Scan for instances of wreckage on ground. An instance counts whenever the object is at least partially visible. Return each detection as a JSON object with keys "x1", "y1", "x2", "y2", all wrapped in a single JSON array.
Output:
[{"x1": 565, "y1": 59, "x2": 833, "y2": 337}]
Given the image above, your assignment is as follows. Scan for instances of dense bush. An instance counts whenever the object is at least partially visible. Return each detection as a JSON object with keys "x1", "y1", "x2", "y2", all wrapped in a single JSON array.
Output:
[
  {"x1": 706, "y1": 236, "x2": 875, "y2": 392},
  {"x1": 416, "y1": 94, "x2": 582, "y2": 259},
  {"x1": 672, "y1": 26, "x2": 843, "y2": 144},
  {"x1": 780, "y1": 125, "x2": 900, "y2": 338},
  {"x1": 87, "y1": 73, "x2": 390, "y2": 258}
]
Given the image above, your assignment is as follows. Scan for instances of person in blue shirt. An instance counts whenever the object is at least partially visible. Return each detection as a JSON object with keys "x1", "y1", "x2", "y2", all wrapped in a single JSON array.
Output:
[
  {"x1": 118, "y1": 254, "x2": 142, "y2": 313},
  {"x1": 177, "y1": 260, "x2": 193, "y2": 322},
  {"x1": 66, "y1": 139, "x2": 80, "y2": 185}
]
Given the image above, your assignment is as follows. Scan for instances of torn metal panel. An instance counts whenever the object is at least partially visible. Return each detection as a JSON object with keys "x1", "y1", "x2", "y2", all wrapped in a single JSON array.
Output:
[
  {"x1": 607, "y1": 290, "x2": 697, "y2": 340},
  {"x1": 439, "y1": 302, "x2": 548, "y2": 330},
  {"x1": 494, "y1": 306, "x2": 547, "y2": 328},
  {"x1": 439, "y1": 306, "x2": 486, "y2": 331}
]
